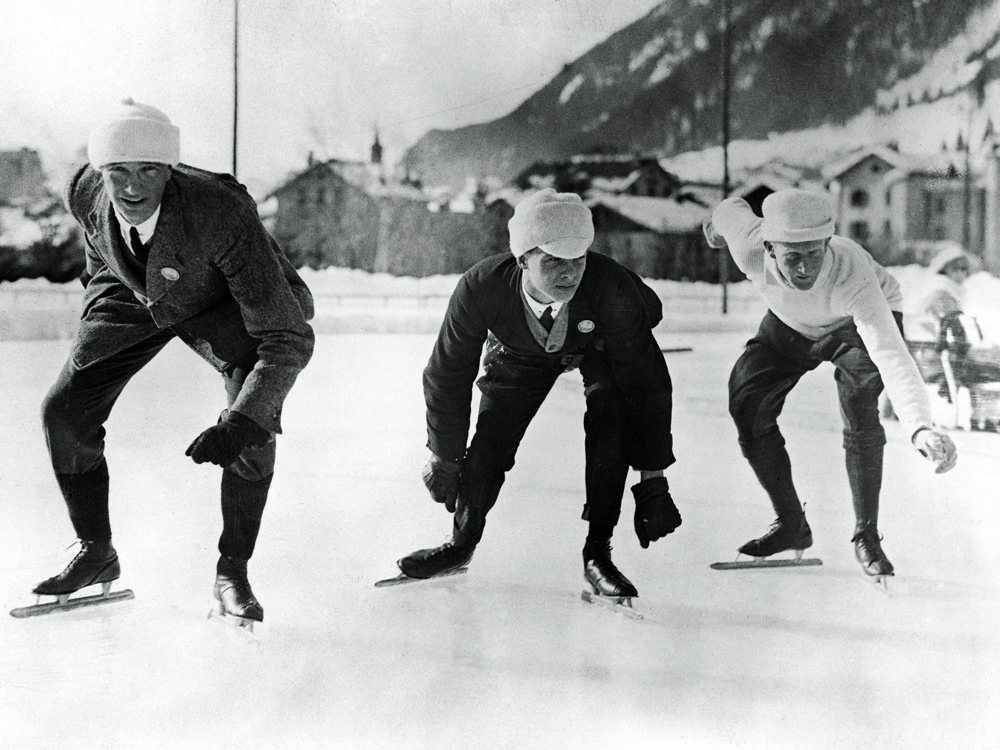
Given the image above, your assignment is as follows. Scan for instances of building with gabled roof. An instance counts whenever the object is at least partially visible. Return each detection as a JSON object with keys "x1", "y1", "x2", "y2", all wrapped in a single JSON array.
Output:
[
  {"x1": 586, "y1": 194, "x2": 740, "y2": 281},
  {"x1": 822, "y1": 144, "x2": 984, "y2": 264},
  {"x1": 266, "y1": 141, "x2": 510, "y2": 275}
]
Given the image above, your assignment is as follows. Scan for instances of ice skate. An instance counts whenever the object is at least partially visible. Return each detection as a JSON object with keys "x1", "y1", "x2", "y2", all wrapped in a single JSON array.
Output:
[
  {"x1": 376, "y1": 541, "x2": 474, "y2": 587},
  {"x1": 583, "y1": 540, "x2": 638, "y2": 597},
  {"x1": 712, "y1": 515, "x2": 822, "y2": 570},
  {"x1": 737, "y1": 515, "x2": 813, "y2": 559},
  {"x1": 210, "y1": 556, "x2": 263, "y2": 631},
  {"x1": 11, "y1": 541, "x2": 134, "y2": 618},
  {"x1": 580, "y1": 540, "x2": 642, "y2": 618},
  {"x1": 852, "y1": 525, "x2": 894, "y2": 586}
]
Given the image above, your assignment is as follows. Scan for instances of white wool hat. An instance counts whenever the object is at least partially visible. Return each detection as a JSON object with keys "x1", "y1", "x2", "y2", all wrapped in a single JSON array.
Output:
[
  {"x1": 760, "y1": 188, "x2": 835, "y2": 243},
  {"x1": 928, "y1": 244, "x2": 975, "y2": 274},
  {"x1": 87, "y1": 97, "x2": 180, "y2": 169},
  {"x1": 507, "y1": 188, "x2": 594, "y2": 259}
]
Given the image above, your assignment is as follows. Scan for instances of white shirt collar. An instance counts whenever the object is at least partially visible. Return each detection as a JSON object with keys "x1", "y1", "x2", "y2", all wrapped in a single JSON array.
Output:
[
  {"x1": 520, "y1": 276, "x2": 564, "y2": 318},
  {"x1": 115, "y1": 205, "x2": 161, "y2": 246}
]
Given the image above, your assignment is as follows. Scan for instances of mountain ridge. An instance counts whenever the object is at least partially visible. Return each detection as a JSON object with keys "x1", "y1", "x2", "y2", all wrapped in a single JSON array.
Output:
[{"x1": 402, "y1": 0, "x2": 1000, "y2": 190}]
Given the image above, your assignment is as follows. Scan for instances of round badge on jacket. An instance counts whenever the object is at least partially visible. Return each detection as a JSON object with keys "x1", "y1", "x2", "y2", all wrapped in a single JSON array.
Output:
[
  {"x1": 578, "y1": 320, "x2": 595, "y2": 333},
  {"x1": 160, "y1": 267, "x2": 180, "y2": 281}
]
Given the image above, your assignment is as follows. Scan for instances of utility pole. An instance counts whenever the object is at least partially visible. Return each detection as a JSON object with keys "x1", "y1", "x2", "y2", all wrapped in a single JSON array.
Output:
[
  {"x1": 232, "y1": 0, "x2": 240, "y2": 177},
  {"x1": 719, "y1": 0, "x2": 732, "y2": 314}
]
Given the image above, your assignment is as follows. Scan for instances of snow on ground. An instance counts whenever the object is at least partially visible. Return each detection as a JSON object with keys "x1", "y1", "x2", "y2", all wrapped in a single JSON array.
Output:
[
  {"x1": 0, "y1": 317, "x2": 998, "y2": 749},
  {"x1": 8, "y1": 261, "x2": 1000, "y2": 341}
]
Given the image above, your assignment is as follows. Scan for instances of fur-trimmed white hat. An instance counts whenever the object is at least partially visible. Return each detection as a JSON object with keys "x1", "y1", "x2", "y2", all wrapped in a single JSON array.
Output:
[
  {"x1": 507, "y1": 188, "x2": 594, "y2": 259},
  {"x1": 87, "y1": 97, "x2": 180, "y2": 169},
  {"x1": 761, "y1": 188, "x2": 835, "y2": 243},
  {"x1": 928, "y1": 244, "x2": 976, "y2": 274}
]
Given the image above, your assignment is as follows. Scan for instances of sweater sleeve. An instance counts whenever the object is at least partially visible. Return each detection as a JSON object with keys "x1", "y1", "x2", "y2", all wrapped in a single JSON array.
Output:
[
  {"x1": 423, "y1": 273, "x2": 490, "y2": 460},
  {"x1": 598, "y1": 272, "x2": 675, "y2": 470},
  {"x1": 711, "y1": 197, "x2": 766, "y2": 277},
  {"x1": 841, "y1": 270, "x2": 933, "y2": 439}
]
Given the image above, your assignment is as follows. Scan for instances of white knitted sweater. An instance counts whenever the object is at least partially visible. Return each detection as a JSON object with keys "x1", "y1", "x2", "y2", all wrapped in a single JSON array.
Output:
[{"x1": 713, "y1": 197, "x2": 932, "y2": 438}]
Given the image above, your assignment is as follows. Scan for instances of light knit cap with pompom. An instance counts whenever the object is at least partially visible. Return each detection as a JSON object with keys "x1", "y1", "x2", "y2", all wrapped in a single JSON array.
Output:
[
  {"x1": 760, "y1": 188, "x2": 835, "y2": 243},
  {"x1": 507, "y1": 188, "x2": 594, "y2": 259},
  {"x1": 87, "y1": 97, "x2": 180, "y2": 169}
]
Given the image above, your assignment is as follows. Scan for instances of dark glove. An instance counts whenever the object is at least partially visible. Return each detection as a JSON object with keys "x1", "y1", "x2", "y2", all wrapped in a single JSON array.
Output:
[
  {"x1": 631, "y1": 477, "x2": 682, "y2": 549},
  {"x1": 421, "y1": 453, "x2": 463, "y2": 513},
  {"x1": 185, "y1": 411, "x2": 271, "y2": 467}
]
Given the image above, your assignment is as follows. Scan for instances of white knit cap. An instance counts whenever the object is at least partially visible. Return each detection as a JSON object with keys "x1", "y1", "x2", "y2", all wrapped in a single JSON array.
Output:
[
  {"x1": 928, "y1": 243, "x2": 975, "y2": 274},
  {"x1": 507, "y1": 188, "x2": 594, "y2": 259},
  {"x1": 87, "y1": 97, "x2": 180, "y2": 169},
  {"x1": 760, "y1": 188, "x2": 835, "y2": 243}
]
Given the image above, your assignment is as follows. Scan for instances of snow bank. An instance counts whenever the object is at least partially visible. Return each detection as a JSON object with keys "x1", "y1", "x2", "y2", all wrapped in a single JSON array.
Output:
[{"x1": 2, "y1": 263, "x2": 1000, "y2": 341}]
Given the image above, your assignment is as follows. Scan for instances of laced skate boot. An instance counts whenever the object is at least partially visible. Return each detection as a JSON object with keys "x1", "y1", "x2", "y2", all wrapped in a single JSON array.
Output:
[
  {"x1": 738, "y1": 515, "x2": 813, "y2": 558},
  {"x1": 33, "y1": 540, "x2": 120, "y2": 596},
  {"x1": 583, "y1": 540, "x2": 638, "y2": 598},
  {"x1": 397, "y1": 540, "x2": 475, "y2": 579},
  {"x1": 852, "y1": 525, "x2": 894, "y2": 578},
  {"x1": 213, "y1": 556, "x2": 263, "y2": 622}
]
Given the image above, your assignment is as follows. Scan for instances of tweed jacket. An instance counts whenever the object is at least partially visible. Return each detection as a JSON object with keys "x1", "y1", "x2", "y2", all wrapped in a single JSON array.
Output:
[
  {"x1": 64, "y1": 163, "x2": 315, "y2": 433},
  {"x1": 423, "y1": 252, "x2": 673, "y2": 468}
]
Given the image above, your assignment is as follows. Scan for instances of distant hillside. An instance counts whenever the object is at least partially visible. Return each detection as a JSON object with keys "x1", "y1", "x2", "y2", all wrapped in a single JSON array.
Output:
[{"x1": 402, "y1": 0, "x2": 1000, "y2": 189}]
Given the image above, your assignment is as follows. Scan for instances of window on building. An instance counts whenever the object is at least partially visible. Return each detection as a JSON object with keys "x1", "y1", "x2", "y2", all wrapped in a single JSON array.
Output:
[
  {"x1": 850, "y1": 189, "x2": 869, "y2": 208},
  {"x1": 936, "y1": 197, "x2": 946, "y2": 214},
  {"x1": 298, "y1": 187, "x2": 307, "y2": 207},
  {"x1": 849, "y1": 221, "x2": 870, "y2": 241},
  {"x1": 884, "y1": 188, "x2": 891, "y2": 205},
  {"x1": 317, "y1": 186, "x2": 326, "y2": 205}
]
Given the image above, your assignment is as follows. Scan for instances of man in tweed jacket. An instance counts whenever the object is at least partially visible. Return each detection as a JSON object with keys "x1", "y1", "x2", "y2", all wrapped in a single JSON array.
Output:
[{"x1": 33, "y1": 99, "x2": 314, "y2": 624}]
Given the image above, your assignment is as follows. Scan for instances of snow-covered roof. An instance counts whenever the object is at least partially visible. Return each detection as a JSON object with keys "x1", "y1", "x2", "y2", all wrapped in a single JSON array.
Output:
[
  {"x1": 820, "y1": 146, "x2": 907, "y2": 181},
  {"x1": 589, "y1": 172, "x2": 640, "y2": 193},
  {"x1": 587, "y1": 194, "x2": 707, "y2": 234}
]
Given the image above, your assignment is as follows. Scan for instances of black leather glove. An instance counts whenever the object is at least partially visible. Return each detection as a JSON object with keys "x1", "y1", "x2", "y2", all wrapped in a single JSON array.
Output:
[
  {"x1": 186, "y1": 411, "x2": 271, "y2": 467},
  {"x1": 421, "y1": 453, "x2": 463, "y2": 513},
  {"x1": 631, "y1": 477, "x2": 682, "y2": 549}
]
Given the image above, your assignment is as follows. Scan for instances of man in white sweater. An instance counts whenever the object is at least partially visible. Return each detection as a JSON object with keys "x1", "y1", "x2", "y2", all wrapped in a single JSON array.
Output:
[{"x1": 704, "y1": 188, "x2": 956, "y2": 578}]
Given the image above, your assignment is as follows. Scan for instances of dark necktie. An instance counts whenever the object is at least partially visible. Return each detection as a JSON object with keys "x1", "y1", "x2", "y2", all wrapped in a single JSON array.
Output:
[
  {"x1": 539, "y1": 306, "x2": 554, "y2": 332},
  {"x1": 129, "y1": 226, "x2": 148, "y2": 264}
]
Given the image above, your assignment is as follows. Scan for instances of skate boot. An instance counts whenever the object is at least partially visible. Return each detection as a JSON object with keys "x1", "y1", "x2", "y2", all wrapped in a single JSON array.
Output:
[
  {"x1": 397, "y1": 540, "x2": 475, "y2": 580},
  {"x1": 852, "y1": 525, "x2": 894, "y2": 578},
  {"x1": 213, "y1": 556, "x2": 263, "y2": 623},
  {"x1": 33, "y1": 540, "x2": 120, "y2": 596},
  {"x1": 738, "y1": 514, "x2": 812, "y2": 558},
  {"x1": 583, "y1": 540, "x2": 638, "y2": 598}
]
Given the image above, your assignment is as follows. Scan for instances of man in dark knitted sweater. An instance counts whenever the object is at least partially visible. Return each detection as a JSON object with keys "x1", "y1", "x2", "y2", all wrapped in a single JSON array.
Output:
[{"x1": 397, "y1": 189, "x2": 682, "y2": 598}]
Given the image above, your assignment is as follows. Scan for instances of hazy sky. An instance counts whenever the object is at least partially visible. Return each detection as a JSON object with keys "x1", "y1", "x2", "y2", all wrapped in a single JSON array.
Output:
[{"x1": 1, "y1": 0, "x2": 663, "y2": 191}]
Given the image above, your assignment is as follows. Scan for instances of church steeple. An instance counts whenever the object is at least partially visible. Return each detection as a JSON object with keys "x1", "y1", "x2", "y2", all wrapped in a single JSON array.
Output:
[{"x1": 370, "y1": 126, "x2": 383, "y2": 165}]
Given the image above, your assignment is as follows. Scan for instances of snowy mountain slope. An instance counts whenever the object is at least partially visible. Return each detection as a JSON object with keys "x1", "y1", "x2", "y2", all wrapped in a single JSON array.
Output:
[{"x1": 402, "y1": 0, "x2": 1000, "y2": 189}]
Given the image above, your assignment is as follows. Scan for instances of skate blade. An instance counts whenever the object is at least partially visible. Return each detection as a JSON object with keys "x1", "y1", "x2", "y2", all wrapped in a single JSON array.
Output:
[
  {"x1": 711, "y1": 550, "x2": 822, "y2": 570},
  {"x1": 207, "y1": 605, "x2": 261, "y2": 643},
  {"x1": 10, "y1": 582, "x2": 134, "y2": 619},
  {"x1": 373, "y1": 566, "x2": 468, "y2": 588},
  {"x1": 581, "y1": 590, "x2": 644, "y2": 620},
  {"x1": 862, "y1": 571, "x2": 894, "y2": 595}
]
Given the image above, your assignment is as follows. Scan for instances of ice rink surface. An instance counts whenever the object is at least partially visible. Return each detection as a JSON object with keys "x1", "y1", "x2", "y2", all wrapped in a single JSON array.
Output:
[{"x1": 1, "y1": 331, "x2": 997, "y2": 750}]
